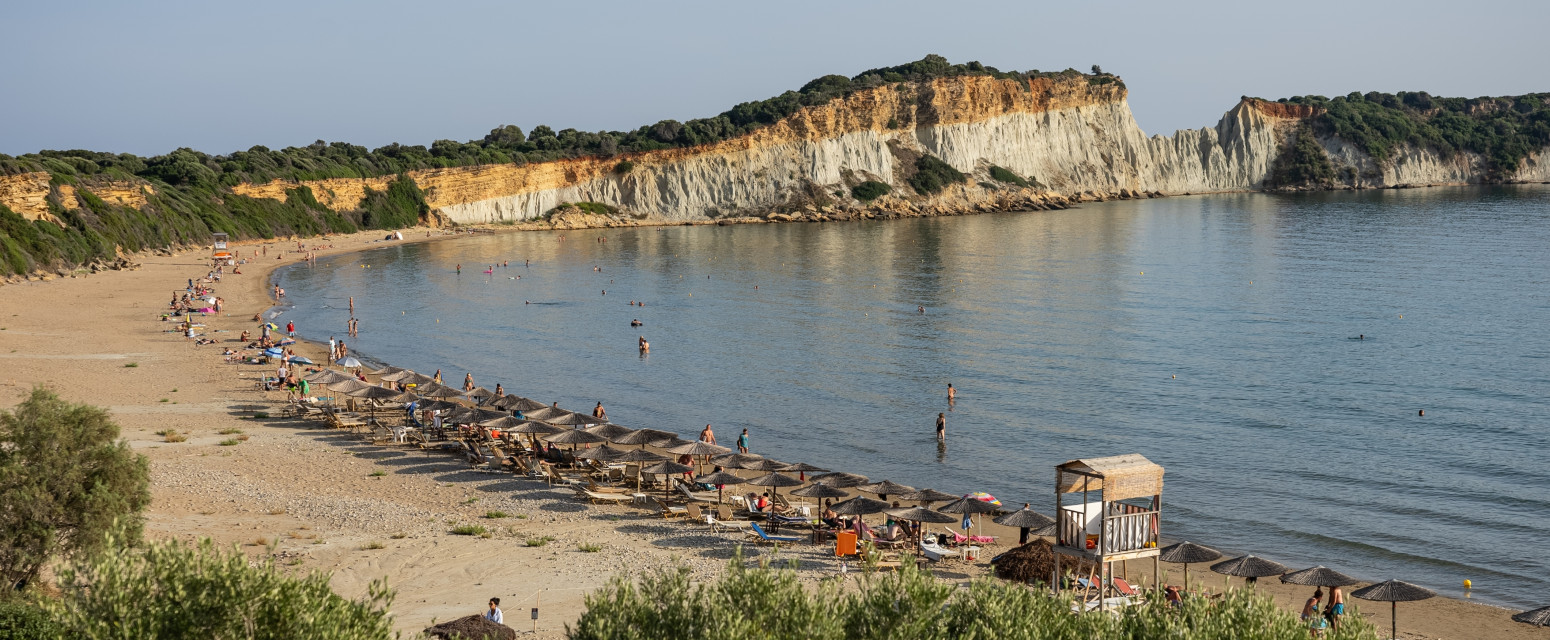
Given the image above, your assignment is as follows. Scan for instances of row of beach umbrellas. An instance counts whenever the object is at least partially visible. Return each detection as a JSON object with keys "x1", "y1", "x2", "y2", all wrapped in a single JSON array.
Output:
[{"x1": 308, "y1": 366, "x2": 1550, "y2": 637}]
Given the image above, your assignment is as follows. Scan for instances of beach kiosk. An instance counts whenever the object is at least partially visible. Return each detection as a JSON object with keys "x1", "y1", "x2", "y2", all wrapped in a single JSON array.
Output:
[
  {"x1": 211, "y1": 232, "x2": 231, "y2": 265},
  {"x1": 1052, "y1": 454, "x2": 1163, "y2": 610}
]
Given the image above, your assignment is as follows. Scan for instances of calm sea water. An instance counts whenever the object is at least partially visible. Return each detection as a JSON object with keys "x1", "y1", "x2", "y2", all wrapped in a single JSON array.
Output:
[{"x1": 275, "y1": 186, "x2": 1550, "y2": 608}]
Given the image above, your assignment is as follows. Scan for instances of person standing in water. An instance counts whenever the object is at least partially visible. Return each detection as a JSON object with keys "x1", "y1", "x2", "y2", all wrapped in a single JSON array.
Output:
[
  {"x1": 699, "y1": 424, "x2": 716, "y2": 444},
  {"x1": 737, "y1": 428, "x2": 750, "y2": 454},
  {"x1": 593, "y1": 402, "x2": 607, "y2": 421},
  {"x1": 463, "y1": 373, "x2": 475, "y2": 391},
  {"x1": 456, "y1": 264, "x2": 461, "y2": 274},
  {"x1": 348, "y1": 296, "x2": 354, "y2": 315},
  {"x1": 947, "y1": 383, "x2": 956, "y2": 403},
  {"x1": 936, "y1": 413, "x2": 946, "y2": 441}
]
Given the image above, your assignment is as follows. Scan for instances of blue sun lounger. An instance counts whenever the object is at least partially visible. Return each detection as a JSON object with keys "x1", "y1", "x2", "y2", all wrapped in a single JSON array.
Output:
[{"x1": 749, "y1": 523, "x2": 801, "y2": 544}]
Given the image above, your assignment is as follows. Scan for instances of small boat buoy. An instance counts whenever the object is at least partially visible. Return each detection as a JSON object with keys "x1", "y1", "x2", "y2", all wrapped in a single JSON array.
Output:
[{"x1": 1463, "y1": 579, "x2": 1472, "y2": 589}]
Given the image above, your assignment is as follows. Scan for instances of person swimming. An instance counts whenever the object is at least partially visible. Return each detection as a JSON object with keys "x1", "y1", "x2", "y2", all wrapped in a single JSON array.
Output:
[{"x1": 630, "y1": 319, "x2": 642, "y2": 326}]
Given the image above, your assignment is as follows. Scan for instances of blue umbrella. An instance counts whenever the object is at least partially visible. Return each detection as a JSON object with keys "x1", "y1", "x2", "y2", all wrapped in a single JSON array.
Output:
[
  {"x1": 264, "y1": 348, "x2": 283, "y2": 357},
  {"x1": 287, "y1": 356, "x2": 313, "y2": 364}
]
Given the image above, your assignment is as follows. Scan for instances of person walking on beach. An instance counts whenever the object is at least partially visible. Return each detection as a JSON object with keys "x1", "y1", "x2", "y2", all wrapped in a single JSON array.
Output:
[
  {"x1": 484, "y1": 597, "x2": 503, "y2": 624},
  {"x1": 737, "y1": 428, "x2": 749, "y2": 454},
  {"x1": 1302, "y1": 589, "x2": 1327, "y2": 635},
  {"x1": 593, "y1": 402, "x2": 607, "y2": 421},
  {"x1": 463, "y1": 373, "x2": 475, "y2": 392},
  {"x1": 699, "y1": 424, "x2": 716, "y2": 444},
  {"x1": 936, "y1": 413, "x2": 946, "y2": 442}
]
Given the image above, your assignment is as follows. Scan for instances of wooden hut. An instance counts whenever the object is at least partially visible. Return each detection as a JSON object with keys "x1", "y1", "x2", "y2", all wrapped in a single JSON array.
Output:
[{"x1": 1052, "y1": 454, "x2": 1163, "y2": 609}]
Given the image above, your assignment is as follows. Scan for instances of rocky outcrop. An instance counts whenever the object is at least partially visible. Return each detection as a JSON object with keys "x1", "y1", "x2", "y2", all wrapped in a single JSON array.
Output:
[{"x1": 0, "y1": 172, "x2": 53, "y2": 221}]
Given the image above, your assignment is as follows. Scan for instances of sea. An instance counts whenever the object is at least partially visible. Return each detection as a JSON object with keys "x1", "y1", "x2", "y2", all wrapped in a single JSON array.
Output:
[{"x1": 274, "y1": 185, "x2": 1550, "y2": 609}]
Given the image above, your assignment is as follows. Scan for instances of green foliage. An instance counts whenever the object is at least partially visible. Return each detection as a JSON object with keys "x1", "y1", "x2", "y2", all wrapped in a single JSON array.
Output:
[
  {"x1": 451, "y1": 524, "x2": 487, "y2": 536},
  {"x1": 0, "y1": 387, "x2": 150, "y2": 589},
  {"x1": 988, "y1": 165, "x2": 1029, "y2": 187},
  {"x1": 614, "y1": 160, "x2": 635, "y2": 174},
  {"x1": 908, "y1": 155, "x2": 966, "y2": 195},
  {"x1": 45, "y1": 534, "x2": 397, "y2": 639},
  {"x1": 1267, "y1": 126, "x2": 1337, "y2": 188},
  {"x1": 567, "y1": 553, "x2": 1379, "y2": 640},
  {"x1": 358, "y1": 174, "x2": 429, "y2": 229},
  {"x1": 577, "y1": 542, "x2": 602, "y2": 553},
  {"x1": 0, "y1": 599, "x2": 63, "y2": 639},
  {"x1": 1282, "y1": 91, "x2": 1550, "y2": 176},
  {"x1": 850, "y1": 181, "x2": 891, "y2": 201}
]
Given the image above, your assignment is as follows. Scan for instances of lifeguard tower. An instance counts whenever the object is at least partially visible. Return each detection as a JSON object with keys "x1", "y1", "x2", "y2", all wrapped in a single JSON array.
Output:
[
  {"x1": 1052, "y1": 454, "x2": 1163, "y2": 609},
  {"x1": 211, "y1": 232, "x2": 231, "y2": 265}
]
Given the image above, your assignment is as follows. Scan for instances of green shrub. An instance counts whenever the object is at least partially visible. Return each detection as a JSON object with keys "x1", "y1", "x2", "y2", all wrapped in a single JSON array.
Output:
[
  {"x1": 577, "y1": 542, "x2": 602, "y2": 553},
  {"x1": 851, "y1": 181, "x2": 891, "y2": 201},
  {"x1": 368, "y1": 470, "x2": 386, "y2": 477},
  {"x1": 1267, "y1": 126, "x2": 1337, "y2": 188},
  {"x1": 0, "y1": 387, "x2": 150, "y2": 589},
  {"x1": 484, "y1": 511, "x2": 508, "y2": 519},
  {"x1": 451, "y1": 524, "x2": 487, "y2": 536},
  {"x1": 525, "y1": 536, "x2": 554, "y2": 547},
  {"x1": 908, "y1": 155, "x2": 966, "y2": 195},
  {"x1": 614, "y1": 160, "x2": 634, "y2": 174},
  {"x1": 987, "y1": 165, "x2": 1029, "y2": 187},
  {"x1": 567, "y1": 553, "x2": 1379, "y2": 640},
  {"x1": 0, "y1": 599, "x2": 62, "y2": 639},
  {"x1": 357, "y1": 174, "x2": 429, "y2": 229},
  {"x1": 218, "y1": 439, "x2": 240, "y2": 446},
  {"x1": 45, "y1": 534, "x2": 396, "y2": 639}
]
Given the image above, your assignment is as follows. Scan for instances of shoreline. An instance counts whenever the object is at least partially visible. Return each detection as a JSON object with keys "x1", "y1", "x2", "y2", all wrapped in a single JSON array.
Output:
[{"x1": 2, "y1": 218, "x2": 1546, "y2": 639}]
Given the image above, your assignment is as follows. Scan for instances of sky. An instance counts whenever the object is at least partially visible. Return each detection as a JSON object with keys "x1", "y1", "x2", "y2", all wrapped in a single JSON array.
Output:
[{"x1": 3, "y1": 0, "x2": 1546, "y2": 158}]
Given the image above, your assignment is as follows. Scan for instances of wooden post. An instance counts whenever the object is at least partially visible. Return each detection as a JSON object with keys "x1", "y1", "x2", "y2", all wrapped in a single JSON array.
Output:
[{"x1": 533, "y1": 591, "x2": 540, "y2": 634}]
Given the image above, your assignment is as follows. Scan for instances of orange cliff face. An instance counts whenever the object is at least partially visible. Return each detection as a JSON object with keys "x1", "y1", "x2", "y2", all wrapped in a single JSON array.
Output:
[
  {"x1": 227, "y1": 75, "x2": 1129, "y2": 215},
  {"x1": 0, "y1": 173, "x2": 154, "y2": 221},
  {"x1": 1243, "y1": 99, "x2": 1322, "y2": 120}
]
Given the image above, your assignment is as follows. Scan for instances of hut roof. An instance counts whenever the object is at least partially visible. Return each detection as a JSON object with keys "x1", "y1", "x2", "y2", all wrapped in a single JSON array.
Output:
[{"x1": 1056, "y1": 453, "x2": 1164, "y2": 501}]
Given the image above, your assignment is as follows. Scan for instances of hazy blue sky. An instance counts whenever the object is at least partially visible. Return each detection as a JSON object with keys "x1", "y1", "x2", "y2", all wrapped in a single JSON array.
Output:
[{"x1": 3, "y1": 0, "x2": 1545, "y2": 157}]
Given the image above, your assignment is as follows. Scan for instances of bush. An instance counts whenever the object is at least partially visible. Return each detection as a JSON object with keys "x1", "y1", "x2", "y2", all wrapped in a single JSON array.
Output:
[
  {"x1": 1267, "y1": 126, "x2": 1337, "y2": 189},
  {"x1": 0, "y1": 387, "x2": 150, "y2": 590},
  {"x1": 484, "y1": 511, "x2": 508, "y2": 519},
  {"x1": 451, "y1": 524, "x2": 487, "y2": 536},
  {"x1": 566, "y1": 552, "x2": 1379, "y2": 640},
  {"x1": 578, "y1": 542, "x2": 602, "y2": 553},
  {"x1": 0, "y1": 599, "x2": 63, "y2": 639},
  {"x1": 45, "y1": 534, "x2": 397, "y2": 639},
  {"x1": 358, "y1": 174, "x2": 429, "y2": 229},
  {"x1": 987, "y1": 165, "x2": 1029, "y2": 187},
  {"x1": 851, "y1": 181, "x2": 891, "y2": 201},
  {"x1": 908, "y1": 155, "x2": 966, "y2": 195},
  {"x1": 614, "y1": 160, "x2": 635, "y2": 174}
]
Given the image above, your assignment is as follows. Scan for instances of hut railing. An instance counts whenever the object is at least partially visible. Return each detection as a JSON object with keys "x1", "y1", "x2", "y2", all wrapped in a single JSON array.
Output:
[
  {"x1": 1100, "y1": 511, "x2": 1157, "y2": 554},
  {"x1": 1057, "y1": 508, "x2": 1086, "y2": 550}
]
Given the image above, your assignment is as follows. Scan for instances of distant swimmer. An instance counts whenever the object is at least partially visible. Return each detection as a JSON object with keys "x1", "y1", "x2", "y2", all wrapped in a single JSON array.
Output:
[
  {"x1": 1419, "y1": 409, "x2": 1425, "y2": 417},
  {"x1": 919, "y1": 306, "x2": 925, "y2": 314},
  {"x1": 630, "y1": 319, "x2": 642, "y2": 327},
  {"x1": 456, "y1": 264, "x2": 461, "y2": 274},
  {"x1": 602, "y1": 290, "x2": 606, "y2": 296},
  {"x1": 638, "y1": 336, "x2": 649, "y2": 353}
]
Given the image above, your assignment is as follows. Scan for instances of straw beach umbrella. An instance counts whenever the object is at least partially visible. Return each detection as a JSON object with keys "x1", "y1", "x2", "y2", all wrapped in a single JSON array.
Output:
[
  {"x1": 575, "y1": 445, "x2": 622, "y2": 462},
  {"x1": 1210, "y1": 555, "x2": 1290, "y2": 585},
  {"x1": 1513, "y1": 606, "x2": 1550, "y2": 627},
  {"x1": 741, "y1": 459, "x2": 789, "y2": 472},
  {"x1": 939, "y1": 494, "x2": 999, "y2": 541},
  {"x1": 307, "y1": 369, "x2": 354, "y2": 385},
  {"x1": 830, "y1": 496, "x2": 890, "y2": 517},
  {"x1": 886, "y1": 506, "x2": 957, "y2": 547},
  {"x1": 544, "y1": 428, "x2": 607, "y2": 447},
  {"x1": 710, "y1": 453, "x2": 764, "y2": 469},
  {"x1": 521, "y1": 406, "x2": 570, "y2": 422},
  {"x1": 1159, "y1": 542, "x2": 1223, "y2": 591},
  {"x1": 811, "y1": 472, "x2": 869, "y2": 488},
  {"x1": 464, "y1": 387, "x2": 495, "y2": 402},
  {"x1": 641, "y1": 460, "x2": 694, "y2": 499},
  {"x1": 1280, "y1": 566, "x2": 1359, "y2": 587},
  {"x1": 394, "y1": 371, "x2": 437, "y2": 386},
  {"x1": 414, "y1": 382, "x2": 465, "y2": 399},
  {"x1": 899, "y1": 488, "x2": 959, "y2": 506},
  {"x1": 666, "y1": 440, "x2": 731, "y2": 474},
  {"x1": 583, "y1": 422, "x2": 636, "y2": 440},
  {"x1": 612, "y1": 428, "x2": 676, "y2": 448},
  {"x1": 1352, "y1": 579, "x2": 1435, "y2": 639},
  {"x1": 745, "y1": 472, "x2": 803, "y2": 514},
  {"x1": 694, "y1": 471, "x2": 744, "y2": 504},
  {"x1": 859, "y1": 480, "x2": 915, "y2": 501},
  {"x1": 791, "y1": 483, "x2": 850, "y2": 504},
  {"x1": 614, "y1": 448, "x2": 666, "y2": 489},
  {"x1": 777, "y1": 462, "x2": 826, "y2": 482},
  {"x1": 994, "y1": 505, "x2": 1057, "y2": 545}
]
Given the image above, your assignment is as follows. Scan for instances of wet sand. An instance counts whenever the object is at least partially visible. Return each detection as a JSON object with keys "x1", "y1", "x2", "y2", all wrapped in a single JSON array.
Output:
[{"x1": 0, "y1": 226, "x2": 1543, "y2": 640}]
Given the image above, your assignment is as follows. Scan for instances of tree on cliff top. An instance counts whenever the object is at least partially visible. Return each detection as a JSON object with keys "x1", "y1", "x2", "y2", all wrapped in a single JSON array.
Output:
[{"x1": 0, "y1": 387, "x2": 150, "y2": 590}]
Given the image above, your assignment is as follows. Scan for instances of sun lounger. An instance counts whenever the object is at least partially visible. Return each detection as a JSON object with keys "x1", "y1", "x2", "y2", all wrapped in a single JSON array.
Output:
[
  {"x1": 919, "y1": 538, "x2": 956, "y2": 562},
  {"x1": 1112, "y1": 578, "x2": 1139, "y2": 597},
  {"x1": 939, "y1": 527, "x2": 997, "y2": 545},
  {"x1": 653, "y1": 498, "x2": 687, "y2": 519},
  {"x1": 573, "y1": 486, "x2": 634, "y2": 504},
  {"x1": 747, "y1": 523, "x2": 801, "y2": 544},
  {"x1": 674, "y1": 481, "x2": 718, "y2": 503},
  {"x1": 587, "y1": 480, "x2": 630, "y2": 495}
]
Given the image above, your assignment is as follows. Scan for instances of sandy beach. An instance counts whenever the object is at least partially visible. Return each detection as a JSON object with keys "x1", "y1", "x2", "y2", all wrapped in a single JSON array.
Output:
[{"x1": 0, "y1": 227, "x2": 1544, "y2": 640}]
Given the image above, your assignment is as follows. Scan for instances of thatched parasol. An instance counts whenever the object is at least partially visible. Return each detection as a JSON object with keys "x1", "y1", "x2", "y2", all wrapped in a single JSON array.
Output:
[
  {"x1": 899, "y1": 488, "x2": 959, "y2": 505},
  {"x1": 503, "y1": 420, "x2": 565, "y2": 435},
  {"x1": 1210, "y1": 555, "x2": 1290, "y2": 580},
  {"x1": 307, "y1": 369, "x2": 354, "y2": 384},
  {"x1": 491, "y1": 395, "x2": 547, "y2": 412},
  {"x1": 583, "y1": 423, "x2": 636, "y2": 440},
  {"x1": 423, "y1": 614, "x2": 514, "y2": 640},
  {"x1": 939, "y1": 494, "x2": 1000, "y2": 540},
  {"x1": 544, "y1": 429, "x2": 607, "y2": 447},
  {"x1": 830, "y1": 496, "x2": 890, "y2": 516},
  {"x1": 1159, "y1": 542, "x2": 1223, "y2": 590},
  {"x1": 710, "y1": 452, "x2": 764, "y2": 468},
  {"x1": 886, "y1": 505, "x2": 958, "y2": 547},
  {"x1": 1513, "y1": 606, "x2": 1550, "y2": 627},
  {"x1": 477, "y1": 416, "x2": 532, "y2": 431},
  {"x1": 695, "y1": 471, "x2": 744, "y2": 504},
  {"x1": 414, "y1": 382, "x2": 465, "y2": 399},
  {"x1": 1353, "y1": 579, "x2": 1435, "y2": 640},
  {"x1": 395, "y1": 372, "x2": 437, "y2": 386},
  {"x1": 375, "y1": 365, "x2": 407, "y2": 377},
  {"x1": 416, "y1": 399, "x2": 462, "y2": 414},
  {"x1": 521, "y1": 406, "x2": 569, "y2": 422},
  {"x1": 779, "y1": 462, "x2": 826, "y2": 473},
  {"x1": 1280, "y1": 566, "x2": 1359, "y2": 587},
  {"x1": 641, "y1": 460, "x2": 695, "y2": 499},
  {"x1": 464, "y1": 387, "x2": 495, "y2": 401},
  {"x1": 546, "y1": 411, "x2": 604, "y2": 426},
  {"x1": 666, "y1": 441, "x2": 729, "y2": 456},
  {"x1": 326, "y1": 378, "x2": 374, "y2": 394},
  {"x1": 575, "y1": 445, "x2": 622, "y2": 462},
  {"x1": 613, "y1": 428, "x2": 676, "y2": 447},
  {"x1": 614, "y1": 448, "x2": 666, "y2": 489},
  {"x1": 994, "y1": 506, "x2": 1058, "y2": 545},
  {"x1": 859, "y1": 480, "x2": 916, "y2": 500},
  {"x1": 652, "y1": 436, "x2": 696, "y2": 449},
  {"x1": 810, "y1": 472, "x2": 869, "y2": 488},
  {"x1": 791, "y1": 483, "x2": 850, "y2": 503},
  {"x1": 448, "y1": 407, "x2": 509, "y2": 424},
  {"x1": 741, "y1": 459, "x2": 789, "y2": 472},
  {"x1": 347, "y1": 385, "x2": 407, "y2": 401}
]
